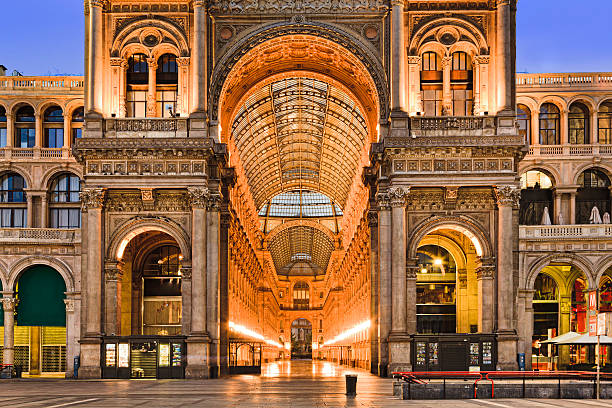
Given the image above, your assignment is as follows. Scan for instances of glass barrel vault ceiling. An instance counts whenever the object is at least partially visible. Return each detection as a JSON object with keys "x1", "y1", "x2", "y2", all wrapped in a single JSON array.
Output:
[{"x1": 258, "y1": 190, "x2": 343, "y2": 218}]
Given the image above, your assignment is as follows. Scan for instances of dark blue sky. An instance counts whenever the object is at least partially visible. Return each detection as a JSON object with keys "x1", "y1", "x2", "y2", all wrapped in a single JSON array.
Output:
[{"x1": 1, "y1": 0, "x2": 611, "y2": 75}]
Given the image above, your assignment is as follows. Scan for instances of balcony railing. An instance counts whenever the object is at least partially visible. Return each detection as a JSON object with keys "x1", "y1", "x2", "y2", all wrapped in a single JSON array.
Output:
[
  {"x1": 104, "y1": 118, "x2": 189, "y2": 138},
  {"x1": 516, "y1": 72, "x2": 612, "y2": 88},
  {"x1": 0, "y1": 147, "x2": 73, "y2": 159},
  {"x1": 0, "y1": 75, "x2": 84, "y2": 91},
  {"x1": 520, "y1": 224, "x2": 612, "y2": 240},
  {"x1": 527, "y1": 144, "x2": 612, "y2": 157},
  {"x1": 0, "y1": 228, "x2": 81, "y2": 244}
]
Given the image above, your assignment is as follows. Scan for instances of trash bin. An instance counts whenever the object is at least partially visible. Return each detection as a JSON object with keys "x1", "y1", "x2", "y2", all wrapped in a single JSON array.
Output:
[
  {"x1": 517, "y1": 353, "x2": 526, "y2": 371},
  {"x1": 345, "y1": 374, "x2": 357, "y2": 396},
  {"x1": 14, "y1": 365, "x2": 22, "y2": 378}
]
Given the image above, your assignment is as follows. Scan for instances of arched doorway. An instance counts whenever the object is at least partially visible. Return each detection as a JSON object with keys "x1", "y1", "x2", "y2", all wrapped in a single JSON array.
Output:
[
  {"x1": 14, "y1": 266, "x2": 67, "y2": 376},
  {"x1": 291, "y1": 319, "x2": 313, "y2": 360},
  {"x1": 531, "y1": 273, "x2": 559, "y2": 370}
]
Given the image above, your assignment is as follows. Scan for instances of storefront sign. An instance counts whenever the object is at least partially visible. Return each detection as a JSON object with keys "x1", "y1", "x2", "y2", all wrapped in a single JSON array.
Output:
[
  {"x1": 590, "y1": 291, "x2": 598, "y2": 311},
  {"x1": 598, "y1": 313, "x2": 607, "y2": 336},
  {"x1": 118, "y1": 343, "x2": 129, "y2": 368},
  {"x1": 590, "y1": 314, "x2": 598, "y2": 336}
]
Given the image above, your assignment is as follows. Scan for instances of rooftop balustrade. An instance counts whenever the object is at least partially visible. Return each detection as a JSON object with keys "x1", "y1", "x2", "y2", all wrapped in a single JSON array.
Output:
[
  {"x1": 519, "y1": 224, "x2": 612, "y2": 240},
  {"x1": 516, "y1": 72, "x2": 612, "y2": 88},
  {"x1": 527, "y1": 144, "x2": 612, "y2": 157},
  {"x1": 0, "y1": 76, "x2": 84, "y2": 92}
]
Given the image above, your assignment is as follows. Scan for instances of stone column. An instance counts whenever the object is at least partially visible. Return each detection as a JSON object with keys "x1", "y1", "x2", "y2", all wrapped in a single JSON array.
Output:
[
  {"x1": 63, "y1": 114, "x2": 71, "y2": 149},
  {"x1": 376, "y1": 191, "x2": 392, "y2": 376},
  {"x1": 367, "y1": 210, "x2": 380, "y2": 375},
  {"x1": 87, "y1": 0, "x2": 104, "y2": 114},
  {"x1": 219, "y1": 212, "x2": 231, "y2": 376},
  {"x1": 176, "y1": 57, "x2": 190, "y2": 117},
  {"x1": 554, "y1": 190, "x2": 563, "y2": 224},
  {"x1": 147, "y1": 58, "x2": 158, "y2": 117},
  {"x1": 406, "y1": 265, "x2": 419, "y2": 334},
  {"x1": 206, "y1": 192, "x2": 222, "y2": 377},
  {"x1": 494, "y1": 185, "x2": 520, "y2": 370},
  {"x1": 186, "y1": 187, "x2": 210, "y2": 379},
  {"x1": 592, "y1": 111, "x2": 599, "y2": 144},
  {"x1": 390, "y1": 0, "x2": 407, "y2": 112},
  {"x1": 442, "y1": 56, "x2": 452, "y2": 116},
  {"x1": 474, "y1": 56, "x2": 490, "y2": 115},
  {"x1": 181, "y1": 266, "x2": 192, "y2": 335},
  {"x1": 64, "y1": 294, "x2": 80, "y2": 378},
  {"x1": 476, "y1": 264, "x2": 495, "y2": 333},
  {"x1": 560, "y1": 109, "x2": 569, "y2": 145},
  {"x1": 79, "y1": 187, "x2": 105, "y2": 378},
  {"x1": 35, "y1": 112, "x2": 42, "y2": 148},
  {"x1": 558, "y1": 295, "x2": 571, "y2": 368},
  {"x1": 110, "y1": 58, "x2": 127, "y2": 118},
  {"x1": 532, "y1": 110, "x2": 539, "y2": 146},
  {"x1": 26, "y1": 193, "x2": 33, "y2": 228},
  {"x1": 41, "y1": 194, "x2": 48, "y2": 228},
  {"x1": 104, "y1": 261, "x2": 123, "y2": 336},
  {"x1": 191, "y1": 1, "x2": 207, "y2": 116},
  {"x1": 387, "y1": 186, "x2": 412, "y2": 373},
  {"x1": 6, "y1": 114, "x2": 13, "y2": 148},
  {"x1": 569, "y1": 191, "x2": 577, "y2": 224},
  {"x1": 517, "y1": 290, "x2": 534, "y2": 370},
  {"x1": 496, "y1": 0, "x2": 513, "y2": 113},
  {"x1": 2, "y1": 296, "x2": 17, "y2": 367},
  {"x1": 407, "y1": 56, "x2": 422, "y2": 115},
  {"x1": 457, "y1": 270, "x2": 469, "y2": 333}
]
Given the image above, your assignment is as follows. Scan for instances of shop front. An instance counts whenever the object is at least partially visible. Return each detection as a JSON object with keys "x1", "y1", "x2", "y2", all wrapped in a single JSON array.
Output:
[
  {"x1": 412, "y1": 334, "x2": 497, "y2": 372},
  {"x1": 102, "y1": 336, "x2": 186, "y2": 379}
]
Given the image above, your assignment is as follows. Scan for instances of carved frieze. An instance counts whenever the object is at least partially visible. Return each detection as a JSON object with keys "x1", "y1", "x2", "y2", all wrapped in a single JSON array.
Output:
[{"x1": 210, "y1": 0, "x2": 387, "y2": 14}]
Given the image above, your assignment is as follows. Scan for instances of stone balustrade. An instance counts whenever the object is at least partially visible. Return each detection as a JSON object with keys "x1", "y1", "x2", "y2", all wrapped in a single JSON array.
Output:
[
  {"x1": 104, "y1": 117, "x2": 189, "y2": 138},
  {"x1": 0, "y1": 147, "x2": 73, "y2": 159},
  {"x1": 516, "y1": 72, "x2": 612, "y2": 88},
  {"x1": 527, "y1": 144, "x2": 612, "y2": 157},
  {"x1": 0, "y1": 76, "x2": 84, "y2": 91},
  {"x1": 0, "y1": 228, "x2": 81, "y2": 244},
  {"x1": 519, "y1": 224, "x2": 612, "y2": 240}
]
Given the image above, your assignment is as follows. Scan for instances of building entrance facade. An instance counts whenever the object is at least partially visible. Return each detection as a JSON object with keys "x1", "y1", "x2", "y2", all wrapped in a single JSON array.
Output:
[{"x1": 0, "y1": 0, "x2": 541, "y2": 379}]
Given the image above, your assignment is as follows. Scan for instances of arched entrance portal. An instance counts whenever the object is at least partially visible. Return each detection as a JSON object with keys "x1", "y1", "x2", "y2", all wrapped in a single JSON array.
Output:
[
  {"x1": 14, "y1": 266, "x2": 67, "y2": 376},
  {"x1": 215, "y1": 29, "x2": 383, "y2": 376},
  {"x1": 291, "y1": 319, "x2": 313, "y2": 360}
]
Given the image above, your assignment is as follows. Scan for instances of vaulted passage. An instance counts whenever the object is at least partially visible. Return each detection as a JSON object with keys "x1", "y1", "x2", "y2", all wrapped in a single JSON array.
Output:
[{"x1": 218, "y1": 34, "x2": 380, "y2": 375}]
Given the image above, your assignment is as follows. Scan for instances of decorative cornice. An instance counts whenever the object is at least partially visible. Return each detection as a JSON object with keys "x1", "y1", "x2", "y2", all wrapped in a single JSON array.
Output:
[
  {"x1": 188, "y1": 187, "x2": 209, "y2": 209},
  {"x1": 210, "y1": 0, "x2": 387, "y2": 13},
  {"x1": 80, "y1": 188, "x2": 106, "y2": 212},
  {"x1": 494, "y1": 185, "x2": 521, "y2": 207}
]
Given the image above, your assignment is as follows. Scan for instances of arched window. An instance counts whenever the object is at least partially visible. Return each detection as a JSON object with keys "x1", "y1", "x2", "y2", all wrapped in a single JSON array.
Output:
[
  {"x1": 421, "y1": 52, "x2": 442, "y2": 116},
  {"x1": 0, "y1": 173, "x2": 27, "y2": 227},
  {"x1": 293, "y1": 281, "x2": 310, "y2": 310},
  {"x1": 71, "y1": 107, "x2": 84, "y2": 143},
  {"x1": 568, "y1": 102, "x2": 590, "y2": 144},
  {"x1": 520, "y1": 170, "x2": 554, "y2": 225},
  {"x1": 49, "y1": 173, "x2": 81, "y2": 228},
  {"x1": 0, "y1": 105, "x2": 6, "y2": 147},
  {"x1": 451, "y1": 52, "x2": 473, "y2": 116},
  {"x1": 126, "y1": 53, "x2": 149, "y2": 118},
  {"x1": 15, "y1": 105, "x2": 35, "y2": 148},
  {"x1": 539, "y1": 103, "x2": 560, "y2": 145},
  {"x1": 576, "y1": 169, "x2": 611, "y2": 224},
  {"x1": 43, "y1": 106, "x2": 64, "y2": 148},
  {"x1": 517, "y1": 104, "x2": 531, "y2": 144},
  {"x1": 599, "y1": 101, "x2": 612, "y2": 144},
  {"x1": 141, "y1": 245, "x2": 182, "y2": 335},
  {"x1": 156, "y1": 54, "x2": 178, "y2": 118}
]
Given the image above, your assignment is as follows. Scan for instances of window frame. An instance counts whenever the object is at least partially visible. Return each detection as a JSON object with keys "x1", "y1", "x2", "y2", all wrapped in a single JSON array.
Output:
[{"x1": 539, "y1": 103, "x2": 561, "y2": 145}]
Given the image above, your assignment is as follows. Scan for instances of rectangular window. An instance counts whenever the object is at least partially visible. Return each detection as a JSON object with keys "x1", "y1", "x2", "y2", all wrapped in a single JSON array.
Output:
[
  {"x1": 17, "y1": 128, "x2": 35, "y2": 148},
  {"x1": 156, "y1": 89, "x2": 177, "y2": 118},
  {"x1": 422, "y1": 90, "x2": 442, "y2": 116},
  {"x1": 0, "y1": 128, "x2": 6, "y2": 147},
  {"x1": 72, "y1": 128, "x2": 82, "y2": 141},
  {"x1": 44, "y1": 128, "x2": 64, "y2": 148},
  {"x1": 0, "y1": 208, "x2": 26, "y2": 228},
  {"x1": 50, "y1": 208, "x2": 81, "y2": 229},
  {"x1": 600, "y1": 116, "x2": 612, "y2": 144},
  {"x1": 452, "y1": 89, "x2": 473, "y2": 116},
  {"x1": 126, "y1": 90, "x2": 148, "y2": 118}
]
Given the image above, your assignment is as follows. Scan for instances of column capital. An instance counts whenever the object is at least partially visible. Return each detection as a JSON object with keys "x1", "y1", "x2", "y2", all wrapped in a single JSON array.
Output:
[
  {"x1": 1, "y1": 297, "x2": 18, "y2": 312},
  {"x1": 177, "y1": 57, "x2": 190, "y2": 67},
  {"x1": 476, "y1": 265, "x2": 495, "y2": 280},
  {"x1": 494, "y1": 185, "x2": 520, "y2": 207},
  {"x1": 207, "y1": 193, "x2": 222, "y2": 211},
  {"x1": 188, "y1": 187, "x2": 210, "y2": 208},
  {"x1": 89, "y1": 0, "x2": 107, "y2": 9},
  {"x1": 367, "y1": 210, "x2": 378, "y2": 228},
  {"x1": 406, "y1": 266, "x2": 419, "y2": 280},
  {"x1": 104, "y1": 263, "x2": 123, "y2": 282},
  {"x1": 389, "y1": 186, "x2": 410, "y2": 207},
  {"x1": 407, "y1": 55, "x2": 421, "y2": 65},
  {"x1": 375, "y1": 191, "x2": 391, "y2": 210},
  {"x1": 80, "y1": 188, "x2": 106, "y2": 212},
  {"x1": 390, "y1": 0, "x2": 404, "y2": 7},
  {"x1": 147, "y1": 58, "x2": 159, "y2": 71},
  {"x1": 181, "y1": 266, "x2": 192, "y2": 280},
  {"x1": 474, "y1": 55, "x2": 491, "y2": 64},
  {"x1": 192, "y1": 0, "x2": 206, "y2": 8},
  {"x1": 64, "y1": 298, "x2": 76, "y2": 313}
]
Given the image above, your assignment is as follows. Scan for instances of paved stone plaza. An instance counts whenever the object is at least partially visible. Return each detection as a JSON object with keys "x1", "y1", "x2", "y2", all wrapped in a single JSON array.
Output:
[{"x1": 0, "y1": 361, "x2": 608, "y2": 407}]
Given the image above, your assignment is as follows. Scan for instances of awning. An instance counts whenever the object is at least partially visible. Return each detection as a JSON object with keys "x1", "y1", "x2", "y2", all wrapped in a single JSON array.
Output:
[
  {"x1": 539, "y1": 331, "x2": 581, "y2": 344},
  {"x1": 557, "y1": 334, "x2": 612, "y2": 345}
]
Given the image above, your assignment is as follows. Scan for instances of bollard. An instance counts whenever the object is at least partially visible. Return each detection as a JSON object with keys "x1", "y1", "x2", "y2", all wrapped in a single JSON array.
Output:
[{"x1": 345, "y1": 374, "x2": 358, "y2": 396}]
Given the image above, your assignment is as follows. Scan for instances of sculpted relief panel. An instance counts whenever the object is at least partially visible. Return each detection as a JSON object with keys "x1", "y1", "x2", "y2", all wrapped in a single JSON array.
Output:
[{"x1": 210, "y1": 0, "x2": 387, "y2": 13}]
